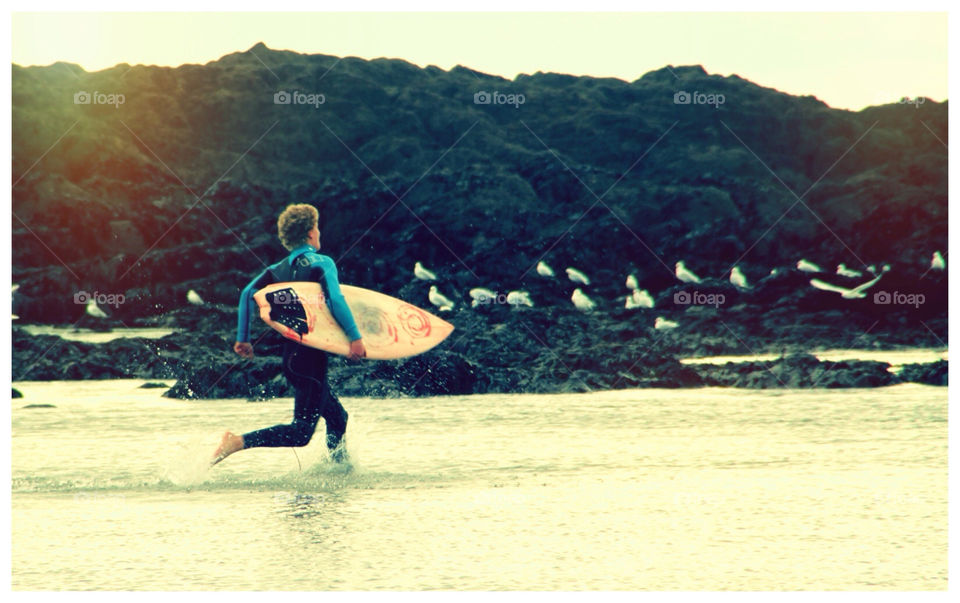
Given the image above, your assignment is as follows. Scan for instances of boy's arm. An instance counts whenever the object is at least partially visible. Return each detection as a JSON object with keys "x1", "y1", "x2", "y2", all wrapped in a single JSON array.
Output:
[
  {"x1": 314, "y1": 256, "x2": 362, "y2": 341},
  {"x1": 236, "y1": 268, "x2": 273, "y2": 343}
]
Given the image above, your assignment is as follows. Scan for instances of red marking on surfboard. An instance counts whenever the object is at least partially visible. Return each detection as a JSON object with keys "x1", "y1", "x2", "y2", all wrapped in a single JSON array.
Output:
[{"x1": 397, "y1": 304, "x2": 432, "y2": 340}]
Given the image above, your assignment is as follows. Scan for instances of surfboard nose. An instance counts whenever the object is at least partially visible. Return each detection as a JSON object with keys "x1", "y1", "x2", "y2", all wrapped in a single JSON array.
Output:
[{"x1": 433, "y1": 316, "x2": 455, "y2": 343}]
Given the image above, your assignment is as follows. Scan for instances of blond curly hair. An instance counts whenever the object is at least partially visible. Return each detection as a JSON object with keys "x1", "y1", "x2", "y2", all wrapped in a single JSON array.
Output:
[{"x1": 277, "y1": 204, "x2": 318, "y2": 250}]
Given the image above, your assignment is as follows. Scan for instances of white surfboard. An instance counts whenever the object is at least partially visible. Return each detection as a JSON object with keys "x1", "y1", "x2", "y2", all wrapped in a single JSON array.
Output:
[{"x1": 254, "y1": 282, "x2": 454, "y2": 360}]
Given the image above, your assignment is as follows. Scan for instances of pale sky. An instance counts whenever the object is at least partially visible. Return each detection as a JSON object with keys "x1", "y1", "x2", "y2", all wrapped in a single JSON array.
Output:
[{"x1": 10, "y1": 10, "x2": 949, "y2": 110}]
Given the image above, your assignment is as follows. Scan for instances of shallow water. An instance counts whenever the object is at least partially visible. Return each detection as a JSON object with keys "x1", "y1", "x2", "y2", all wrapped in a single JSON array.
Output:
[
  {"x1": 11, "y1": 379, "x2": 947, "y2": 590},
  {"x1": 16, "y1": 325, "x2": 178, "y2": 343},
  {"x1": 681, "y1": 348, "x2": 948, "y2": 373}
]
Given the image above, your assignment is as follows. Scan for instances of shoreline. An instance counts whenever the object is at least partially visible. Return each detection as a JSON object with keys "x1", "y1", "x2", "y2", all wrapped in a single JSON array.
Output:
[{"x1": 12, "y1": 317, "x2": 948, "y2": 398}]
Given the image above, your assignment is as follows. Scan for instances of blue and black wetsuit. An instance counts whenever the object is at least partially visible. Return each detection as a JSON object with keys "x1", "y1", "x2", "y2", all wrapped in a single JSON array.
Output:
[{"x1": 236, "y1": 244, "x2": 362, "y2": 452}]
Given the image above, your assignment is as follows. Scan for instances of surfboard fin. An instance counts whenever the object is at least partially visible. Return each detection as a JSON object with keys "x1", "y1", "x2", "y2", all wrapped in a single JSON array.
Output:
[{"x1": 266, "y1": 288, "x2": 310, "y2": 336}]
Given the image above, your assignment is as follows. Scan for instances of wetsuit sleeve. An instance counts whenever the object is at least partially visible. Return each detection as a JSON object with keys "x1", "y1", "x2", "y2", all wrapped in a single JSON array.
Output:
[
  {"x1": 236, "y1": 268, "x2": 273, "y2": 343},
  {"x1": 315, "y1": 256, "x2": 362, "y2": 341}
]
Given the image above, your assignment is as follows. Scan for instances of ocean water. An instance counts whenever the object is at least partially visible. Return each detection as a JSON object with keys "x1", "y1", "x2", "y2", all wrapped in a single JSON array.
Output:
[
  {"x1": 15, "y1": 325, "x2": 178, "y2": 343},
  {"x1": 681, "y1": 348, "x2": 948, "y2": 373},
  {"x1": 11, "y1": 379, "x2": 947, "y2": 590}
]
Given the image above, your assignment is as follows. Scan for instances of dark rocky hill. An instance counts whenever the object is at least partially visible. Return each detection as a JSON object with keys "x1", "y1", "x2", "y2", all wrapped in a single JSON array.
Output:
[{"x1": 11, "y1": 43, "x2": 947, "y2": 395}]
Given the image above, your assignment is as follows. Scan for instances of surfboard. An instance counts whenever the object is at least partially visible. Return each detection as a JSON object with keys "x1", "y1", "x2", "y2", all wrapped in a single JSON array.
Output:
[{"x1": 253, "y1": 282, "x2": 454, "y2": 360}]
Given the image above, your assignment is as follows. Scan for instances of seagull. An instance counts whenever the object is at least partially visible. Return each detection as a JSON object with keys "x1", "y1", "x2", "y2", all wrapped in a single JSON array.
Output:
[
  {"x1": 809, "y1": 269, "x2": 887, "y2": 299},
  {"x1": 675, "y1": 261, "x2": 701, "y2": 284},
  {"x1": 187, "y1": 289, "x2": 204, "y2": 305},
  {"x1": 624, "y1": 289, "x2": 654, "y2": 310},
  {"x1": 654, "y1": 316, "x2": 678, "y2": 330},
  {"x1": 625, "y1": 274, "x2": 639, "y2": 290},
  {"x1": 86, "y1": 300, "x2": 108, "y2": 318},
  {"x1": 836, "y1": 264, "x2": 862, "y2": 278},
  {"x1": 536, "y1": 261, "x2": 555, "y2": 278},
  {"x1": 566, "y1": 267, "x2": 590, "y2": 285},
  {"x1": 796, "y1": 259, "x2": 823, "y2": 273},
  {"x1": 931, "y1": 251, "x2": 945, "y2": 271},
  {"x1": 506, "y1": 290, "x2": 534, "y2": 307},
  {"x1": 867, "y1": 265, "x2": 877, "y2": 275},
  {"x1": 469, "y1": 287, "x2": 497, "y2": 307},
  {"x1": 12, "y1": 284, "x2": 19, "y2": 320},
  {"x1": 730, "y1": 266, "x2": 748, "y2": 289},
  {"x1": 571, "y1": 288, "x2": 595, "y2": 311},
  {"x1": 469, "y1": 287, "x2": 496, "y2": 301},
  {"x1": 635, "y1": 289, "x2": 654, "y2": 308},
  {"x1": 414, "y1": 262, "x2": 437, "y2": 281},
  {"x1": 428, "y1": 285, "x2": 454, "y2": 311}
]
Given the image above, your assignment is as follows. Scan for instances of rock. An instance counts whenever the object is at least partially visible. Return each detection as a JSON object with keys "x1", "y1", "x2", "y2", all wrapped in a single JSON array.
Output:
[
  {"x1": 22, "y1": 403, "x2": 55, "y2": 408},
  {"x1": 898, "y1": 360, "x2": 948, "y2": 386},
  {"x1": 12, "y1": 388, "x2": 22, "y2": 398},
  {"x1": 139, "y1": 382, "x2": 170, "y2": 389},
  {"x1": 696, "y1": 354, "x2": 898, "y2": 389}
]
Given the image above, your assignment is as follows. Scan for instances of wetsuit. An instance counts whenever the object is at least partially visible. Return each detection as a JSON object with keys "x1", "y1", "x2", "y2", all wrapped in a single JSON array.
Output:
[{"x1": 236, "y1": 244, "x2": 362, "y2": 451}]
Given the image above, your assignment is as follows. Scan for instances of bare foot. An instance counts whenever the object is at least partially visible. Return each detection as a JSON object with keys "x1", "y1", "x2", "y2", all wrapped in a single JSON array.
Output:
[{"x1": 211, "y1": 431, "x2": 244, "y2": 466}]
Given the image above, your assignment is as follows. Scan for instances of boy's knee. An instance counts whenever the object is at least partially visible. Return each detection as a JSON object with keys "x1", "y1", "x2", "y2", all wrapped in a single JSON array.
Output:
[{"x1": 288, "y1": 422, "x2": 316, "y2": 447}]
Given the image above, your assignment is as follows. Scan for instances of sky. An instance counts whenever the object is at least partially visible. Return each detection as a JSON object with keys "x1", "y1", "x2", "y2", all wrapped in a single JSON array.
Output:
[{"x1": 9, "y1": 8, "x2": 949, "y2": 111}]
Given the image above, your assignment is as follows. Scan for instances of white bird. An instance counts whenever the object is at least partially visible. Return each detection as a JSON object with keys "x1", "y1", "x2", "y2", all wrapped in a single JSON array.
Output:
[
  {"x1": 809, "y1": 270, "x2": 886, "y2": 299},
  {"x1": 867, "y1": 265, "x2": 877, "y2": 275},
  {"x1": 469, "y1": 287, "x2": 496, "y2": 301},
  {"x1": 625, "y1": 274, "x2": 639, "y2": 290},
  {"x1": 566, "y1": 267, "x2": 590, "y2": 285},
  {"x1": 86, "y1": 300, "x2": 108, "y2": 318},
  {"x1": 931, "y1": 251, "x2": 945, "y2": 271},
  {"x1": 730, "y1": 266, "x2": 748, "y2": 289},
  {"x1": 796, "y1": 259, "x2": 823, "y2": 273},
  {"x1": 675, "y1": 261, "x2": 701, "y2": 284},
  {"x1": 571, "y1": 288, "x2": 596, "y2": 311},
  {"x1": 506, "y1": 290, "x2": 534, "y2": 307},
  {"x1": 428, "y1": 285, "x2": 454, "y2": 311},
  {"x1": 836, "y1": 264, "x2": 862, "y2": 278},
  {"x1": 536, "y1": 261, "x2": 555, "y2": 278},
  {"x1": 187, "y1": 289, "x2": 204, "y2": 305},
  {"x1": 635, "y1": 289, "x2": 654, "y2": 308},
  {"x1": 414, "y1": 262, "x2": 437, "y2": 281},
  {"x1": 12, "y1": 283, "x2": 19, "y2": 320},
  {"x1": 624, "y1": 288, "x2": 654, "y2": 310},
  {"x1": 654, "y1": 316, "x2": 678, "y2": 330},
  {"x1": 469, "y1": 287, "x2": 497, "y2": 307}
]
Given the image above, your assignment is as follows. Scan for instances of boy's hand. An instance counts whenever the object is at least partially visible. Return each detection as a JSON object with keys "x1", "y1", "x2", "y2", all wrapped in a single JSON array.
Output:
[
  {"x1": 348, "y1": 339, "x2": 366, "y2": 361},
  {"x1": 234, "y1": 341, "x2": 254, "y2": 359}
]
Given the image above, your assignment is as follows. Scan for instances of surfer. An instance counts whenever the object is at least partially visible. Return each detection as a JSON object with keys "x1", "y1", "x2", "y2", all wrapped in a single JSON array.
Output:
[{"x1": 213, "y1": 203, "x2": 366, "y2": 465}]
